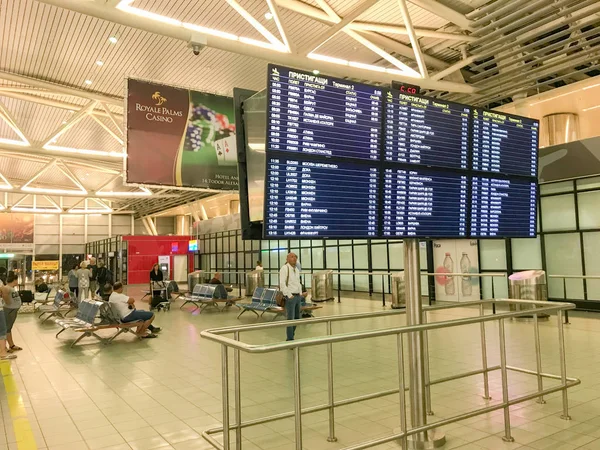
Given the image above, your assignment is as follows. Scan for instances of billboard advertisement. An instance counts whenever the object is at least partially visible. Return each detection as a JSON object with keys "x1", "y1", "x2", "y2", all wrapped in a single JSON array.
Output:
[
  {"x1": 126, "y1": 79, "x2": 238, "y2": 190},
  {"x1": 0, "y1": 214, "x2": 34, "y2": 244},
  {"x1": 433, "y1": 239, "x2": 480, "y2": 302}
]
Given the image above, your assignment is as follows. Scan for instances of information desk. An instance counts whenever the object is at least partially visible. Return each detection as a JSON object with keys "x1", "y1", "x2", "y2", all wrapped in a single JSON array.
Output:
[
  {"x1": 384, "y1": 91, "x2": 470, "y2": 170},
  {"x1": 265, "y1": 157, "x2": 379, "y2": 238},
  {"x1": 382, "y1": 167, "x2": 468, "y2": 238},
  {"x1": 470, "y1": 176, "x2": 537, "y2": 238},
  {"x1": 267, "y1": 65, "x2": 383, "y2": 161},
  {"x1": 472, "y1": 109, "x2": 538, "y2": 177}
]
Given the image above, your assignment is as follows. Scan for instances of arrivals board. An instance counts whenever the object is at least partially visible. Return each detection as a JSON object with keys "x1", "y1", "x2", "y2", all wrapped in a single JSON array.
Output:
[
  {"x1": 470, "y1": 176, "x2": 537, "y2": 238},
  {"x1": 263, "y1": 64, "x2": 539, "y2": 239},
  {"x1": 382, "y1": 167, "x2": 468, "y2": 238},
  {"x1": 267, "y1": 65, "x2": 383, "y2": 161},
  {"x1": 264, "y1": 157, "x2": 379, "y2": 237},
  {"x1": 472, "y1": 109, "x2": 538, "y2": 177},
  {"x1": 384, "y1": 91, "x2": 470, "y2": 170}
]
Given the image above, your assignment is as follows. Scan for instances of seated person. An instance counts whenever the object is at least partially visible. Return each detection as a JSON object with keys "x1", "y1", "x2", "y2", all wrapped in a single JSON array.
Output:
[
  {"x1": 108, "y1": 282, "x2": 161, "y2": 338},
  {"x1": 209, "y1": 273, "x2": 233, "y2": 292},
  {"x1": 101, "y1": 283, "x2": 112, "y2": 302}
]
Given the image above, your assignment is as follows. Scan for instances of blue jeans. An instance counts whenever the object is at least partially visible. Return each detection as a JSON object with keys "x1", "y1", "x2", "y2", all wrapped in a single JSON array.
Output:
[{"x1": 286, "y1": 295, "x2": 302, "y2": 341}]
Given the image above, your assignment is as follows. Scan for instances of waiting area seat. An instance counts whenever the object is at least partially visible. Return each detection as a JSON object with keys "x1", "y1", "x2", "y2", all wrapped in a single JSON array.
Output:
[
  {"x1": 180, "y1": 284, "x2": 241, "y2": 313},
  {"x1": 38, "y1": 290, "x2": 76, "y2": 323},
  {"x1": 237, "y1": 288, "x2": 322, "y2": 320},
  {"x1": 54, "y1": 299, "x2": 143, "y2": 348}
]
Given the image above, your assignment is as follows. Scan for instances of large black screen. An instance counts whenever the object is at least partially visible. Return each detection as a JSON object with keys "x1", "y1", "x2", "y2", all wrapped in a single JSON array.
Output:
[
  {"x1": 264, "y1": 64, "x2": 539, "y2": 239},
  {"x1": 384, "y1": 91, "x2": 470, "y2": 170},
  {"x1": 472, "y1": 109, "x2": 538, "y2": 177},
  {"x1": 267, "y1": 65, "x2": 383, "y2": 161}
]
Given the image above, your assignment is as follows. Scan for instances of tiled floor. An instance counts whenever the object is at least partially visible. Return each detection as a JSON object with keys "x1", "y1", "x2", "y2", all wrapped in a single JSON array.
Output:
[{"x1": 1, "y1": 286, "x2": 599, "y2": 450}]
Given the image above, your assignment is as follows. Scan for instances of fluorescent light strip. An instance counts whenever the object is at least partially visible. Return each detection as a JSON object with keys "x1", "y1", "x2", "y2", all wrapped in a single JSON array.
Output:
[
  {"x1": 582, "y1": 104, "x2": 600, "y2": 112},
  {"x1": 11, "y1": 207, "x2": 60, "y2": 213},
  {"x1": 21, "y1": 187, "x2": 87, "y2": 195},
  {"x1": 43, "y1": 144, "x2": 126, "y2": 158},
  {"x1": 349, "y1": 61, "x2": 387, "y2": 72},
  {"x1": 0, "y1": 138, "x2": 29, "y2": 147},
  {"x1": 183, "y1": 23, "x2": 238, "y2": 41},
  {"x1": 583, "y1": 83, "x2": 600, "y2": 90},
  {"x1": 239, "y1": 37, "x2": 287, "y2": 52},
  {"x1": 97, "y1": 189, "x2": 151, "y2": 197}
]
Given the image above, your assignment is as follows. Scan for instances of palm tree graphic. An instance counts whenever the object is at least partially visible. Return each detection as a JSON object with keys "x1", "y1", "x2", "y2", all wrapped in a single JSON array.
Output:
[{"x1": 152, "y1": 91, "x2": 167, "y2": 106}]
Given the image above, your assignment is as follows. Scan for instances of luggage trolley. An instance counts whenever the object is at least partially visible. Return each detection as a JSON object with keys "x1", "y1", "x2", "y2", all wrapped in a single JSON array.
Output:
[{"x1": 150, "y1": 280, "x2": 170, "y2": 311}]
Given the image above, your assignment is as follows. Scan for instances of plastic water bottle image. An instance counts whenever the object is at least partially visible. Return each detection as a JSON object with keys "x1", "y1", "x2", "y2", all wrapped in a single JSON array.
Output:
[
  {"x1": 460, "y1": 252, "x2": 472, "y2": 297},
  {"x1": 444, "y1": 253, "x2": 455, "y2": 295}
]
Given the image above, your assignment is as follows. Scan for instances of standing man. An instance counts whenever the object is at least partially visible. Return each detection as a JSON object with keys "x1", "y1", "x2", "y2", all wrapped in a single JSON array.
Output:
[
  {"x1": 279, "y1": 252, "x2": 307, "y2": 341},
  {"x1": 88, "y1": 257, "x2": 98, "y2": 296},
  {"x1": 1, "y1": 274, "x2": 22, "y2": 354}
]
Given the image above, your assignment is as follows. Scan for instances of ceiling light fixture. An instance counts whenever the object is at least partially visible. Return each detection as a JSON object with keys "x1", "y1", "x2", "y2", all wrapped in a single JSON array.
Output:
[
  {"x1": 529, "y1": 91, "x2": 572, "y2": 106},
  {"x1": 43, "y1": 144, "x2": 126, "y2": 158},
  {"x1": 265, "y1": 12, "x2": 273, "y2": 20},
  {"x1": 0, "y1": 138, "x2": 29, "y2": 147},
  {"x1": 583, "y1": 83, "x2": 600, "y2": 90},
  {"x1": 582, "y1": 105, "x2": 600, "y2": 112},
  {"x1": 85, "y1": 80, "x2": 92, "y2": 85},
  {"x1": 108, "y1": 36, "x2": 118, "y2": 44},
  {"x1": 96, "y1": 60, "x2": 104, "y2": 66},
  {"x1": 312, "y1": 69, "x2": 320, "y2": 75}
]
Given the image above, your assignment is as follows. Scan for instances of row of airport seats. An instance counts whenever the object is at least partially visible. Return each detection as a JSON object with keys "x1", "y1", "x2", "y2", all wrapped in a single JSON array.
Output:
[
  {"x1": 180, "y1": 284, "x2": 241, "y2": 313},
  {"x1": 237, "y1": 287, "x2": 321, "y2": 320}
]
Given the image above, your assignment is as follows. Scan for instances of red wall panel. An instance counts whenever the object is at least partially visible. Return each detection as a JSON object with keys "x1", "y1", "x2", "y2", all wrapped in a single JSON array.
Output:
[{"x1": 123, "y1": 236, "x2": 194, "y2": 284}]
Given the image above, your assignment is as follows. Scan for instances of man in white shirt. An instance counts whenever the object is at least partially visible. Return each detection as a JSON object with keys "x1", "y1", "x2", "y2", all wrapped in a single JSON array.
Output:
[
  {"x1": 108, "y1": 282, "x2": 160, "y2": 338},
  {"x1": 279, "y1": 252, "x2": 307, "y2": 341}
]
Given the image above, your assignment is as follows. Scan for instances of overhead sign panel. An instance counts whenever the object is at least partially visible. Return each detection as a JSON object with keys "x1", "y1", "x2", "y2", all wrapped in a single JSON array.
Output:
[{"x1": 126, "y1": 79, "x2": 238, "y2": 190}]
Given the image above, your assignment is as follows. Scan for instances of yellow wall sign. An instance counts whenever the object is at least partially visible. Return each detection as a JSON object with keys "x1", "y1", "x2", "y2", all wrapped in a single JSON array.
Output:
[{"x1": 32, "y1": 261, "x2": 59, "y2": 271}]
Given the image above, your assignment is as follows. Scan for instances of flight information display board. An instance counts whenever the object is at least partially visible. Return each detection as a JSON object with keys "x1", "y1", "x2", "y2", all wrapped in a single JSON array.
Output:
[
  {"x1": 384, "y1": 91, "x2": 470, "y2": 169},
  {"x1": 263, "y1": 64, "x2": 539, "y2": 239},
  {"x1": 470, "y1": 176, "x2": 537, "y2": 238},
  {"x1": 264, "y1": 157, "x2": 379, "y2": 238},
  {"x1": 383, "y1": 167, "x2": 468, "y2": 238},
  {"x1": 472, "y1": 109, "x2": 538, "y2": 177},
  {"x1": 267, "y1": 65, "x2": 383, "y2": 161}
]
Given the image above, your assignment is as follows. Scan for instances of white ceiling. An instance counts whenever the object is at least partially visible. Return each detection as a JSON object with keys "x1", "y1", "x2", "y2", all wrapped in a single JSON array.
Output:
[{"x1": 0, "y1": 0, "x2": 598, "y2": 218}]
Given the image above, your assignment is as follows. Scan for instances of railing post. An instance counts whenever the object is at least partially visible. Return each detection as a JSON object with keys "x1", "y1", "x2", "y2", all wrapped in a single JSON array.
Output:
[
  {"x1": 533, "y1": 313, "x2": 545, "y2": 404},
  {"x1": 422, "y1": 311, "x2": 433, "y2": 416},
  {"x1": 293, "y1": 347, "x2": 303, "y2": 449},
  {"x1": 238, "y1": 272, "x2": 242, "y2": 297},
  {"x1": 498, "y1": 319, "x2": 514, "y2": 442},
  {"x1": 382, "y1": 274, "x2": 386, "y2": 306},
  {"x1": 397, "y1": 333, "x2": 408, "y2": 450},
  {"x1": 491, "y1": 277, "x2": 496, "y2": 315},
  {"x1": 337, "y1": 273, "x2": 341, "y2": 303},
  {"x1": 234, "y1": 332, "x2": 242, "y2": 449},
  {"x1": 479, "y1": 303, "x2": 491, "y2": 400},
  {"x1": 326, "y1": 321, "x2": 337, "y2": 442},
  {"x1": 221, "y1": 345, "x2": 230, "y2": 449},
  {"x1": 557, "y1": 310, "x2": 571, "y2": 420}
]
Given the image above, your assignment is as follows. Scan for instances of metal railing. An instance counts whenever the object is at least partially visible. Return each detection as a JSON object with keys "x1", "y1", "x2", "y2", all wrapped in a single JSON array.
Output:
[
  {"x1": 207, "y1": 269, "x2": 507, "y2": 306},
  {"x1": 200, "y1": 298, "x2": 579, "y2": 450},
  {"x1": 547, "y1": 274, "x2": 600, "y2": 323}
]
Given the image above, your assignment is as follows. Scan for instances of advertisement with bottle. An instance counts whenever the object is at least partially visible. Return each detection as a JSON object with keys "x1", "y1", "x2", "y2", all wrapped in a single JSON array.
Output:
[{"x1": 433, "y1": 240, "x2": 480, "y2": 302}]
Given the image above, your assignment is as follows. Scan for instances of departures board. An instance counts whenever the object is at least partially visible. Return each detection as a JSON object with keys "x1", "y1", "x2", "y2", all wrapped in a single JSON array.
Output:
[{"x1": 263, "y1": 64, "x2": 539, "y2": 239}]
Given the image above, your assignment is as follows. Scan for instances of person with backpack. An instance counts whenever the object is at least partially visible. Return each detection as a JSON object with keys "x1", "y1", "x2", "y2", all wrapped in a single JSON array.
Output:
[{"x1": 279, "y1": 252, "x2": 307, "y2": 341}]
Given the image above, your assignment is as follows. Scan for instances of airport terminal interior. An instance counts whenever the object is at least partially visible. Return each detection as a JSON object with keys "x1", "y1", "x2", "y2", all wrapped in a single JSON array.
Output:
[{"x1": 3, "y1": 0, "x2": 600, "y2": 449}]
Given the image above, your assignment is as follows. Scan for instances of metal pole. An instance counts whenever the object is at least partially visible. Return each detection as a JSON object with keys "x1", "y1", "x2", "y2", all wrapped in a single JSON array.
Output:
[
  {"x1": 293, "y1": 347, "x2": 303, "y2": 449},
  {"x1": 492, "y1": 277, "x2": 496, "y2": 314},
  {"x1": 404, "y1": 239, "x2": 444, "y2": 448},
  {"x1": 382, "y1": 274, "x2": 386, "y2": 306},
  {"x1": 498, "y1": 319, "x2": 514, "y2": 442},
  {"x1": 234, "y1": 331, "x2": 242, "y2": 449},
  {"x1": 563, "y1": 277, "x2": 567, "y2": 300},
  {"x1": 533, "y1": 314, "x2": 545, "y2": 404},
  {"x1": 422, "y1": 311, "x2": 433, "y2": 415},
  {"x1": 222, "y1": 345, "x2": 230, "y2": 449},
  {"x1": 326, "y1": 321, "x2": 337, "y2": 442},
  {"x1": 337, "y1": 273, "x2": 341, "y2": 303},
  {"x1": 557, "y1": 310, "x2": 571, "y2": 420},
  {"x1": 397, "y1": 333, "x2": 408, "y2": 450},
  {"x1": 479, "y1": 303, "x2": 491, "y2": 400}
]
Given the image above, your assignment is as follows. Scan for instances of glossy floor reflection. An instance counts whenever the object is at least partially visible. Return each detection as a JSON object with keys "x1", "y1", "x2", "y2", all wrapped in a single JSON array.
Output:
[{"x1": 0, "y1": 286, "x2": 598, "y2": 450}]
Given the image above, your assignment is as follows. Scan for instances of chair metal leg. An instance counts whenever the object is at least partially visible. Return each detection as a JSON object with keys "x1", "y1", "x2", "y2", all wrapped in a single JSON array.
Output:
[
  {"x1": 70, "y1": 332, "x2": 89, "y2": 348},
  {"x1": 56, "y1": 328, "x2": 67, "y2": 338}
]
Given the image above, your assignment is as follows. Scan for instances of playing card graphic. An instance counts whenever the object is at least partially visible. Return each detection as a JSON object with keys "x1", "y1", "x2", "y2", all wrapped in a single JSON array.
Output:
[{"x1": 215, "y1": 136, "x2": 237, "y2": 166}]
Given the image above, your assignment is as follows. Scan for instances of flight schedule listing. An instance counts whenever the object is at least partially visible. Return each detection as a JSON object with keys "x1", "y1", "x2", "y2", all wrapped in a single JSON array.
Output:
[
  {"x1": 267, "y1": 65, "x2": 382, "y2": 161},
  {"x1": 383, "y1": 167, "x2": 468, "y2": 237},
  {"x1": 472, "y1": 109, "x2": 539, "y2": 177},
  {"x1": 264, "y1": 157, "x2": 379, "y2": 238},
  {"x1": 384, "y1": 91, "x2": 470, "y2": 169},
  {"x1": 470, "y1": 176, "x2": 537, "y2": 238}
]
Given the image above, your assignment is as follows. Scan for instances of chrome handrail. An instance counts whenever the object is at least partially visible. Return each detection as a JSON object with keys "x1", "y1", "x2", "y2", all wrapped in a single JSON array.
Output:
[{"x1": 201, "y1": 299, "x2": 578, "y2": 449}]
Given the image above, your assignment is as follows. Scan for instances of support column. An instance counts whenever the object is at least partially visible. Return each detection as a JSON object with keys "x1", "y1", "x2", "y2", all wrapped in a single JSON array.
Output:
[{"x1": 404, "y1": 239, "x2": 445, "y2": 449}]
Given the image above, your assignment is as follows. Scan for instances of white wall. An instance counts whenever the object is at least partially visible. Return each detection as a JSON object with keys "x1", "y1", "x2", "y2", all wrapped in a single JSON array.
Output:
[{"x1": 35, "y1": 214, "x2": 134, "y2": 256}]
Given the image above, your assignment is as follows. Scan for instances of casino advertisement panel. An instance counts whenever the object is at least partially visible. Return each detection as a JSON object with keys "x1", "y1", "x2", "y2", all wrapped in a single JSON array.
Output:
[{"x1": 126, "y1": 79, "x2": 238, "y2": 190}]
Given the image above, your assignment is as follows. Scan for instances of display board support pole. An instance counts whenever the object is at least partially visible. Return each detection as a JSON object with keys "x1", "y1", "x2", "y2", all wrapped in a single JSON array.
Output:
[{"x1": 403, "y1": 239, "x2": 445, "y2": 449}]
